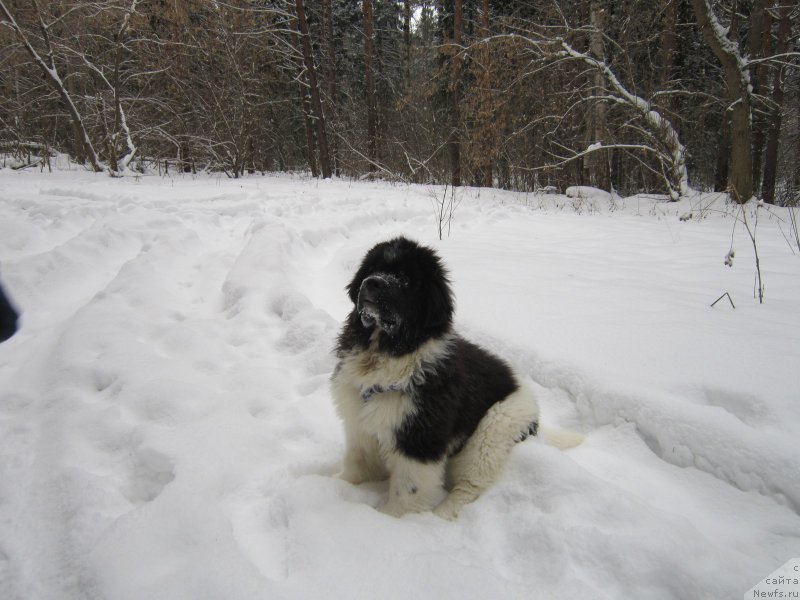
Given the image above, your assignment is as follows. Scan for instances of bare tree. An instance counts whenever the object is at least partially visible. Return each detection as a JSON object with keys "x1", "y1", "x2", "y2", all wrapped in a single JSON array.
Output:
[
  {"x1": 749, "y1": 0, "x2": 771, "y2": 191},
  {"x1": 449, "y1": 0, "x2": 464, "y2": 188},
  {"x1": 290, "y1": 11, "x2": 319, "y2": 178},
  {"x1": 363, "y1": 0, "x2": 378, "y2": 171},
  {"x1": 586, "y1": 1, "x2": 611, "y2": 191},
  {"x1": 761, "y1": 0, "x2": 794, "y2": 205},
  {"x1": 403, "y1": 0, "x2": 412, "y2": 89},
  {"x1": 68, "y1": 0, "x2": 140, "y2": 174},
  {"x1": 691, "y1": 0, "x2": 754, "y2": 202},
  {"x1": 468, "y1": 0, "x2": 495, "y2": 187},
  {"x1": 322, "y1": 0, "x2": 338, "y2": 174},
  {"x1": 294, "y1": 0, "x2": 331, "y2": 178},
  {"x1": 0, "y1": 0, "x2": 795, "y2": 201},
  {"x1": 491, "y1": 28, "x2": 691, "y2": 199},
  {"x1": 659, "y1": 0, "x2": 679, "y2": 97},
  {"x1": 0, "y1": 0, "x2": 103, "y2": 172}
]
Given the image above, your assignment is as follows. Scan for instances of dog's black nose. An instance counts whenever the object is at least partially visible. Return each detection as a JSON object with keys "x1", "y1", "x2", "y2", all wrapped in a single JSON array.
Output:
[{"x1": 360, "y1": 276, "x2": 386, "y2": 301}]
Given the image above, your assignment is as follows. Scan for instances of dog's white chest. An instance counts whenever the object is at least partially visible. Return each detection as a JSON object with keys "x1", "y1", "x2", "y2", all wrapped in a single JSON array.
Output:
[
  {"x1": 357, "y1": 390, "x2": 415, "y2": 441},
  {"x1": 332, "y1": 353, "x2": 417, "y2": 448}
]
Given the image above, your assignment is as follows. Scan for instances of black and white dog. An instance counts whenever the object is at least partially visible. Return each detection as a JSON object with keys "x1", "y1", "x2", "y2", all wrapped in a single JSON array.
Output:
[{"x1": 331, "y1": 237, "x2": 579, "y2": 519}]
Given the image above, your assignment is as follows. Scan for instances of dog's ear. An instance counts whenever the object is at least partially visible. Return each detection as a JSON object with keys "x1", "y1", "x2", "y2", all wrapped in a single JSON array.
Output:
[{"x1": 421, "y1": 265, "x2": 454, "y2": 332}]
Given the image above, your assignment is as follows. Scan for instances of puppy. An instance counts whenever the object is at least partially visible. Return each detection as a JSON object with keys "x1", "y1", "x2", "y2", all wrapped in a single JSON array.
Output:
[{"x1": 331, "y1": 237, "x2": 575, "y2": 519}]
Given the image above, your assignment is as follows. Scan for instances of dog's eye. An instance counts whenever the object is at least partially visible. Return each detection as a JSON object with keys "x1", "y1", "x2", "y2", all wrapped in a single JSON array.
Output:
[{"x1": 398, "y1": 275, "x2": 410, "y2": 287}]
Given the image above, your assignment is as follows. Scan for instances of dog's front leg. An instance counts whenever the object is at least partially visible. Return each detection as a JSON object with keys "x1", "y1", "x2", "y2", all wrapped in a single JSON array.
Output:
[
  {"x1": 379, "y1": 453, "x2": 446, "y2": 517},
  {"x1": 338, "y1": 429, "x2": 388, "y2": 484}
]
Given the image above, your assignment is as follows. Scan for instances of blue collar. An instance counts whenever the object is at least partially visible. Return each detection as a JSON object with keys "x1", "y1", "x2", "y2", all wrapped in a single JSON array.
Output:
[{"x1": 361, "y1": 383, "x2": 405, "y2": 402}]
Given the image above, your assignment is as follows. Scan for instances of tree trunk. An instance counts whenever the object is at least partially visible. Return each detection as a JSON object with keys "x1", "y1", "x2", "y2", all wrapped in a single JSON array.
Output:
[
  {"x1": 108, "y1": 1, "x2": 138, "y2": 173},
  {"x1": 714, "y1": 111, "x2": 731, "y2": 192},
  {"x1": 449, "y1": 0, "x2": 463, "y2": 188},
  {"x1": 295, "y1": 0, "x2": 332, "y2": 178},
  {"x1": 659, "y1": 0, "x2": 678, "y2": 95},
  {"x1": 748, "y1": 0, "x2": 771, "y2": 192},
  {"x1": 692, "y1": 0, "x2": 753, "y2": 202},
  {"x1": 302, "y1": 92, "x2": 319, "y2": 178},
  {"x1": 477, "y1": 0, "x2": 492, "y2": 188},
  {"x1": 711, "y1": 0, "x2": 741, "y2": 194},
  {"x1": 587, "y1": 1, "x2": 611, "y2": 192},
  {"x1": 761, "y1": 0, "x2": 792, "y2": 205},
  {"x1": 322, "y1": 0, "x2": 338, "y2": 175},
  {"x1": 403, "y1": 0, "x2": 412, "y2": 89},
  {"x1": 290, "y1": 13, "x2": 318, "y2": 177},
  {"x1": 363, "y1": 0, "x2": 378, "y2": 170}
]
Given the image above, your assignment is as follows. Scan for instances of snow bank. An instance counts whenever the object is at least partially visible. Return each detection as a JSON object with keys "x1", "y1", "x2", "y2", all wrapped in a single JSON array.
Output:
[{"x1": 0, "y1": 171, "x2": 798, "y2": 599}]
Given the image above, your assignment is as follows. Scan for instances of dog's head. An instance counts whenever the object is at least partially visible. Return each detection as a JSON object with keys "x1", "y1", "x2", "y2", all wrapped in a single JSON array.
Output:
[{"x1": 346, "y1": 237, "x2": 454, "y2": 353}]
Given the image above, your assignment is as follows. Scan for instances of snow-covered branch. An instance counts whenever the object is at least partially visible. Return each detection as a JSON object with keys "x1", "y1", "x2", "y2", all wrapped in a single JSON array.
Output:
[
  {"x1": 473, "y1": 31, "x2": 691, "y2": 200},
  {"x1": 690, "y1": 0, "x2": 754, "y2": 203},
  {"x1": 0, "y1": 0, "x2": 103, "y2": 172}
]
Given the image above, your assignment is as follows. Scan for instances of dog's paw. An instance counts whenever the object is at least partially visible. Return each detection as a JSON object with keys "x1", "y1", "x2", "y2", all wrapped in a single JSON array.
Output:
[
  {"x1": 378, "y1": 498, "x2": 410, "y2": 518},
  {"x1": 432, "y1": 501, "x2": 460, "y2": 521},
  {"x1": 334, "y1": 469, "x2": 366, "y2": 485}
]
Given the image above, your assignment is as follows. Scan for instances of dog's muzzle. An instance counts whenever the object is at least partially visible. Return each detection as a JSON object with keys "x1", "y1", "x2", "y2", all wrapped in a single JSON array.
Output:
[{"x1": 357, "y1": 274, "x2": 402, "y2": 332}]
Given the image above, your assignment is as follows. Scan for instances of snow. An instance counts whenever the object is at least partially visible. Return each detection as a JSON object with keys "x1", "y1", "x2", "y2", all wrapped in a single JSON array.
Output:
[
  {"x1": 565, "y1": 185, "x2": 612, "y2": 200},
  {"x1": 0, "y1": 169, "x2": 798, "y2": 600}
]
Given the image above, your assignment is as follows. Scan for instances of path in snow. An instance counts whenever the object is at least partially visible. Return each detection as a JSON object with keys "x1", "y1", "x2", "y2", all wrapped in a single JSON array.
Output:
[{"x1": 0, "y1": 172, "x2": 798, "y2": 600}]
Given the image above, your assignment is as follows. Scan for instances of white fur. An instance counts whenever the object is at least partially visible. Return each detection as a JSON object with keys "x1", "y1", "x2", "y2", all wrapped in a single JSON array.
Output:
[
  {"x1": 332, "y1": 335, "x2": 453, "y2": 489},
  {"x1": 436, "y1": 379, "x2": 540, "y2": 520},
  {"x1": 333, "y1": 336, "x2": 547, "y2": 519}
]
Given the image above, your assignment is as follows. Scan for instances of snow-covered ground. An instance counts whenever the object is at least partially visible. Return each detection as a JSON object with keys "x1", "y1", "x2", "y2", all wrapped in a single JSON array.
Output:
[{"x1": 0, "y1": 168, "x2": 798, "y2": 600}]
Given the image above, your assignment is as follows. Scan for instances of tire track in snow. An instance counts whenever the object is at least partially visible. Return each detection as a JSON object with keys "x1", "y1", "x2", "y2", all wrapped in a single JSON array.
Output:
[
  {"x1": 0, "y1": 185, "x2": 353, "y2": 592},
  {"x1": 0, "y1": 225, "x2": 151, "y2": 599},
  {"x1": 216, "y1": 213, "x2": 346, "y2": 581},
  {"x1": 0, "y1": 195, "x2": 267, "y2": 598},
  {"x1": 189, "y1": 184, "x2": 437, "y2": 581}
]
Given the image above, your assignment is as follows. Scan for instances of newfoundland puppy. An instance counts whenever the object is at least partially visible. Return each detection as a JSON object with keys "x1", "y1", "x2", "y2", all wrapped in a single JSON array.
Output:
[{"x1": 331, "y1": 237, "x2": 578, "y2": 519}]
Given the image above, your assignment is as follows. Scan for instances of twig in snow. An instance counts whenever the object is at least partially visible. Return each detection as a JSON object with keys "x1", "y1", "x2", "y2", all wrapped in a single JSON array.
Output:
[{"x1": 711, "y1": 292, "x2": 735, "y2": 309}]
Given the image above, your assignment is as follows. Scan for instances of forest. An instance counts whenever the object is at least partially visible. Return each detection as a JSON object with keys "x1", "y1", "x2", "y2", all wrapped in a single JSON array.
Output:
[{"x1": 1, "y1": 0, "x2": 798, "y2": 204}]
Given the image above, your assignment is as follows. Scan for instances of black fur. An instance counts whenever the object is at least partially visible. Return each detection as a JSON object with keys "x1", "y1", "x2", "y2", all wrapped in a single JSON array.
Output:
[
  {"x1": 335, "y1": 237, "x2": 525, "y2": 464},
  {"x1": 396, "y1": 336, "x2": 519, "y2": 462},
  {"x1": 0, "y1": 281, "x2": 18, "y2": 343},
  {"x1": 338, "y1": 236, "x2": 454, "y2": 356}
]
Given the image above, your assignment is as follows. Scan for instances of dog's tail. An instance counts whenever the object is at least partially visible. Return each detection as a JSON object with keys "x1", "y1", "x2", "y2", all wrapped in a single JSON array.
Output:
[{"x1": 540, "y1": 426, "x2": 584, "y2": 450}]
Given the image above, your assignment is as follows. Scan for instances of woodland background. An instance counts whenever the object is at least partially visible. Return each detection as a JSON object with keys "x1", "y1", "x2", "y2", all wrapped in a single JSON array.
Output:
[{"x1": 1, "y1": 0, "x2": 798, "y2": 204}]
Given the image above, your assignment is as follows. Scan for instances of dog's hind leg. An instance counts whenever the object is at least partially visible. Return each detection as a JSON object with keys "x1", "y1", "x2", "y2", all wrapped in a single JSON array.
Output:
[{"x1": 435, "y1": 382, "x2": 539, "y2": 520}]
